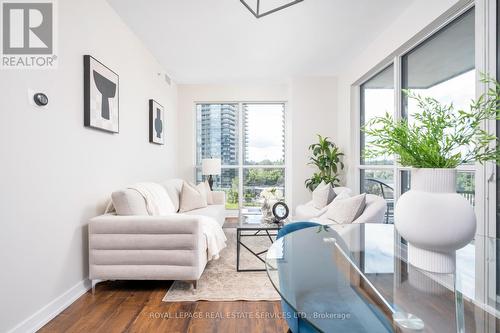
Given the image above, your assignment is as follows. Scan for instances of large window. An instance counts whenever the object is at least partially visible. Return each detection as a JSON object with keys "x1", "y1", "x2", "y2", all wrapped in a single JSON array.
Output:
[
  {"x1": 358, "y1": 8, "x2": 475, "y2": 223},
  {"x1": 196, "y1": 103, "x2": 286, "y2": 209}
]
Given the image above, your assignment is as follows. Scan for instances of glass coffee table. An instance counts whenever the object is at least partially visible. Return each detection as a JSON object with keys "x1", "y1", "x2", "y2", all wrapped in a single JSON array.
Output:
[
  {"x1": 266, "y1": 223, "x2": 500, "y2": 332},
  {"x1": 236, "y1": 210, "x2": 286, "y2": 272}
]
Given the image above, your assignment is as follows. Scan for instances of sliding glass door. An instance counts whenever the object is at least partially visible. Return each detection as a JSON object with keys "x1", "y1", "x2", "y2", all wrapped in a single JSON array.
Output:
[
  {"x1": 401, "y1": 8, "x2": 476, "y2": 205},
  {"x1": 360, "y1": 65, "x2": 395, "y2": 223},
  {"x1": 358, "y1": 8, "x2": 476, "y2": 224}
]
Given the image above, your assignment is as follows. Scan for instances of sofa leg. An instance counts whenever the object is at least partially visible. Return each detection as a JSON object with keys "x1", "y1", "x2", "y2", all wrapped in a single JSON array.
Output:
[{"x1": 190, "y1": 280, "x2": 198, "y2": 291}]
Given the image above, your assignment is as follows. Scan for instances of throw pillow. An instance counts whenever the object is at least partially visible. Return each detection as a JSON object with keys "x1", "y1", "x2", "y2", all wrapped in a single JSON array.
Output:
[
  {"x1": 180, "y1": 182, "x2": 208, "y2": 212},
  {"x1": 325, "y1": 193, "x2": 366, "y2": 224},
  {"x1": 312, "y1": 181, "x2": 335, "y2": 209},
  {"x1": 196, "y1": 182, "x2": 208, "y2": 203},
  {"x1": 111, "y1": 189, "x2": 149, "y2": 215}
]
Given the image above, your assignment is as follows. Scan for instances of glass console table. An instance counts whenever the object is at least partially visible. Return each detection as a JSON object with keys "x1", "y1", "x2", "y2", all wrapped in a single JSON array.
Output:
[{"x1": 265, "y1": 224, "x2": 500, "y2": 332}]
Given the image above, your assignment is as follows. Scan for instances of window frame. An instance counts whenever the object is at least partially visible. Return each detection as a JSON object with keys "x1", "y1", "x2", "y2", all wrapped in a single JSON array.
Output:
[
  {"x1": 353, "y1": 0, "x2": 500, "y2": 308},
  {"x1": 354, "y1": 3, "x2": 477, "y2": 214},
  {"x1": 194, "y1": 101, "x2": 289, "y2": 211}
]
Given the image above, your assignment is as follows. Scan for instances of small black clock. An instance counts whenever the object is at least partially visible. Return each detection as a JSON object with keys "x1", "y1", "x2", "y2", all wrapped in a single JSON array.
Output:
[{"x1": 272, "y1": 201, "x2": 289, "y2": 222}]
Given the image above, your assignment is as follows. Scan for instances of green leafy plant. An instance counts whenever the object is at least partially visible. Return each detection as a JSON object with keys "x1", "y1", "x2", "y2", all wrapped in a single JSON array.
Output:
[
  {"x1": 362, "y1": 75, "x2": 500, "y2": 168},
  {"x1": 305, "y1": 135, "x2": 344, "y2": 191}
]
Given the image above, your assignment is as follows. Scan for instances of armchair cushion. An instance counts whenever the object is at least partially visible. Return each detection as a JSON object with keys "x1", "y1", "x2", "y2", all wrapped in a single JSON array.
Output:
[
  {"x1": 333, "y1": 187, "x2": 352, "y2": 196},
  {"x1": 312, "y1": 181, "x2": 335, "y2": 209},
  {"x1": 295, "y1": 187, "x2": 353, "y2": 220},
  {"x1": 313, "y1": 194, "x2": 386, "y2": 225},
  {"x1": 325, "y1": 193, "x2": 366, "y2": 224}
]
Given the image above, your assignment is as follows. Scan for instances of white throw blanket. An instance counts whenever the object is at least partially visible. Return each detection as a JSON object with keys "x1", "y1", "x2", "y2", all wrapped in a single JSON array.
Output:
[
  {"x1": 127, "y1": 182, "x2": 176, "y2": 215},
  {"x1": 187, "y1": 214, "x2": 227, "y2": 260},
  {"x1": 126, "y1": 182, "x2": 226, "y2": 260}
]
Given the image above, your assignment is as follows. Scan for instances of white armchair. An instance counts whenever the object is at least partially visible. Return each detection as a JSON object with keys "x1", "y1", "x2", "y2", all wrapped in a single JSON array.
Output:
[
  {"x1": 295, "y1": 187, "x2": 352, "y2": 220},
  {"x1": 294, "y1": 187, "x2": 387, "y2": 225}
]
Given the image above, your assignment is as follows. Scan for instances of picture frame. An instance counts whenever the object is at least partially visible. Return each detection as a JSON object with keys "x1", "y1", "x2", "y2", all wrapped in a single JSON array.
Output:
[
  {"x1": 84, "y1": 55, "x2": 119, "y2": 133},
  {"x1": 149, "y1": 99, "x2": 164, "y2": 145}
]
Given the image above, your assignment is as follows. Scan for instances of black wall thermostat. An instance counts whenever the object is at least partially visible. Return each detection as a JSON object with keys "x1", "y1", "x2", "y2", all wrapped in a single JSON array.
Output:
[{"x1": 34, "y1": 93, "x2": 48, "y2": 106}]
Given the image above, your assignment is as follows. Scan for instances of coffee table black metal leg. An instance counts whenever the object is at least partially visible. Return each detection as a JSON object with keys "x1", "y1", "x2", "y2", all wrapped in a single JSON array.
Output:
[
  {"x1": 236, "y1": 228, "x2": 241, "y2": 272},
  {"x1": 236, "y1": 231, "x2": 280, "y2": 272},
  {"x1": 265, "y1": 230, "x2": 274, "y2": 243}
]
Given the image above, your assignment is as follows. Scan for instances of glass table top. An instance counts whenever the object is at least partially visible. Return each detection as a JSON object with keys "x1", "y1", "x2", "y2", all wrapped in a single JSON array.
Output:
[
  {"x1": 265, "y1": 223, "x2": 500, "y2": 333},
  {"x1": 238, "y1": 210, "x2": 286, "y2": 229}
]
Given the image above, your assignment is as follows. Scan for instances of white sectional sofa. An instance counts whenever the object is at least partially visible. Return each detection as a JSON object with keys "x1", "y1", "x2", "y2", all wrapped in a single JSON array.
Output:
[{"x1": 88, "y1": 179, "x2": 225, "y2": 292}]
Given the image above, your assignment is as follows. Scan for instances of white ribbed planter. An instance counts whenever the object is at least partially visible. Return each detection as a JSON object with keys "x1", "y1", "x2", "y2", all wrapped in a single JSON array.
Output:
[{"x1": 394, "y1": 168, "x2": 476, "y2": 273}]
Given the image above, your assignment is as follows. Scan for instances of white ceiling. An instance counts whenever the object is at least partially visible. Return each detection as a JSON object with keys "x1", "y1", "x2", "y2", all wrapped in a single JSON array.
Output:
[{"x1": 107, "y1": 0, "x2": 415, "y2": 84}]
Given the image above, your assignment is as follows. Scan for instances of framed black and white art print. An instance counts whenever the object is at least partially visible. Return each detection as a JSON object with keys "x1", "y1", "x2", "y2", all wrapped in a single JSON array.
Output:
[
  {"x1": 84, "y1": 55, "x2": 119, "y2": 133},
  {"x1": 149, "y1": 99, "x2": 164, "y2": 145}
]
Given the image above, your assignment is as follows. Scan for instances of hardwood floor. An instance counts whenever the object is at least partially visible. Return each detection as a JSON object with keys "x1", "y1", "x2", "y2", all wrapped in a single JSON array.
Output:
[{"x1": 39, "y1": 280, "x2": 289, "y2": 333}]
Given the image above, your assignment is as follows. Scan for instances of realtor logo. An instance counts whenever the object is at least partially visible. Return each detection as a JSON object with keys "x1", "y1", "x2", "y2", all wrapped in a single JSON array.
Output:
[{"x1": 1, "y1": 0, "x2": 57, "y2": 68}]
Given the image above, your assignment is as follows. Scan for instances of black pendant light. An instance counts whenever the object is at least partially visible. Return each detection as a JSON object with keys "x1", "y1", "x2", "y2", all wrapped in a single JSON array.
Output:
[{"x1": 240, "y1": 0, "x2": 304, "y2": 18}]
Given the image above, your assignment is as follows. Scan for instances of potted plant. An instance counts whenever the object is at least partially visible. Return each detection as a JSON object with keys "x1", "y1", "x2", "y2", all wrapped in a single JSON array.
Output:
[
  {"x1": 363, "y1": 75, "x2": 500, "y2": 273},
  {"x1": 305, "y1": 135, "x2": 344, "y2": 191}
]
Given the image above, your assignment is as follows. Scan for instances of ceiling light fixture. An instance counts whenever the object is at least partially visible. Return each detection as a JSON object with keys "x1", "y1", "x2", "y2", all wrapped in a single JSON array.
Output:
[{"x1": 240, "y1": 0, "x2": 304, "y2": 18}]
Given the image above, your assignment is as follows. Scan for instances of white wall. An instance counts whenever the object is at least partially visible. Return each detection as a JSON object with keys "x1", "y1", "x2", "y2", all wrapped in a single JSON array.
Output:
[
  {"x1": 177, "y1": 78, "x2": 337, "y2": 211},
  {"x1": 0, "y1": 0, "x2": 178, "y2": 331},
  {"x1": 336, "y1": 0, "x2": 459, "y2": 189},
  {"x1": 289, "y1": 77, "x2": 338, "y2": 207}
]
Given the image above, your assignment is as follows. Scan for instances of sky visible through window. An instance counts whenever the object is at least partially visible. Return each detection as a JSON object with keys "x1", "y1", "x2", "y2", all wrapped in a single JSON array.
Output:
[
  {"x1": 244, "y1": 104, "x2": 285, "y2": 165},
  {"x1": 363, "y1": 70, "x2": 475, "y2": 164}
]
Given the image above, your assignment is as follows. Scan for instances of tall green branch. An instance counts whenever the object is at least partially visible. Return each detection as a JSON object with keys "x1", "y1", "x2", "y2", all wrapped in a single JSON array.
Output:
[{"x1": 362, "y1": 74, "x2": 500, "y2": 168}]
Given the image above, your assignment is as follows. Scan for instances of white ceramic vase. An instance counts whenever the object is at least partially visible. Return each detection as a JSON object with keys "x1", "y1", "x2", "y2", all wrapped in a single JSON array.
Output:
[{"x1": 394, "y1": 168, "x2": 476, "y2": 273}]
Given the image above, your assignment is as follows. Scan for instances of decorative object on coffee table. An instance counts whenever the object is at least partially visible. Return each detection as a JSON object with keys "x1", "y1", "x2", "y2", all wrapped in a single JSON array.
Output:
[
  {"x1": 272, "y1": 201, "x2": 289, "y2": 222},
  {"x1": 259, "y1": 187, "x2": 283, "y2": 222},
  {"x1": 84, "y1": 55, "x2": 119, "y2": 133},
  {"x1": 202, "y1": 158, "x2": 221, "y2": 190},
  {"x1": 149, "y1": 99, "x2": 164, "y2": 145},
  {"x1": 363, "y1": 75, "x2": 500, "y2": 273}
]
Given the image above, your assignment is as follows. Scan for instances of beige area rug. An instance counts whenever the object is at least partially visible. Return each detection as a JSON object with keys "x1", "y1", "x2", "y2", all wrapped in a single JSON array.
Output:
[{"x1": 163, "y1": 228, "x2": 281, "y2": 301}]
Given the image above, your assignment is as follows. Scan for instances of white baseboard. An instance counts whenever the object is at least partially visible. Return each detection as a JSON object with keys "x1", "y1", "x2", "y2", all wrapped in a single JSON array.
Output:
[{"x1": 7, "y1": 279, "x2": 91, "y2": 333}]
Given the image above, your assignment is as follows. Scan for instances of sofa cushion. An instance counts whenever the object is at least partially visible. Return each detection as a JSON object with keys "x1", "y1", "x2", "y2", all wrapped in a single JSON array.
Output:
[
  {"x1": 161, "y1": 179, "x2": 184, "y2": 212},
  {"x1": 196, "y1": 182, "x2": 210, "y2": 205},
  {"x1": 312, "y1": 181, "x2": 335, "y2": 209},
  {"x1": 325, "y1": 193, "x2": 366, "y2": 224},
  {"x1": 111, "y1": 189, "x2": 149, "y2": 216},
  {"x1": 183, "y1": 204, "x2": 226, "y2": 227},
  {"x1": 179, "y1": 182, "x2": 208, "y2": 213}
]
